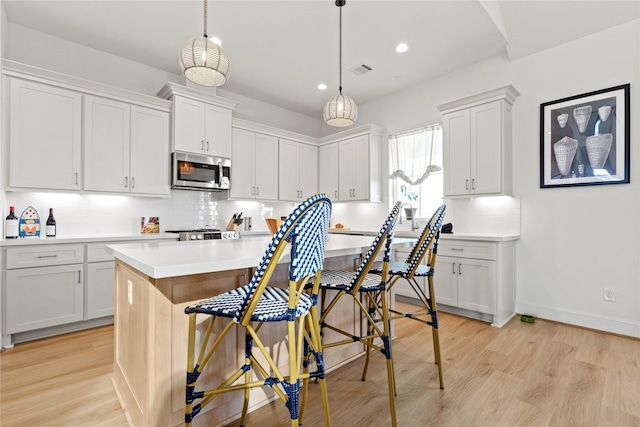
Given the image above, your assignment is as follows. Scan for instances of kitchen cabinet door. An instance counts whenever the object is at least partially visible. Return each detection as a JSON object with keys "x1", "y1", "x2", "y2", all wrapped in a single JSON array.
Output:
[
  {"x1": 434, "y1": 255, "x2": 459, "y2": 307},
  {"x1": 87, "y1": 261, "x2": 115, "y2": 319},
  {"x1": 173, "y1": 96, "x2": 206, "y2": 154},
  {"x1": 442, "y1": 109, "x2": 471, "y2": 196},
  {"x1": 230, "y1": 129, "x2": 256, "y2": 199},
  {"x1": 299, "y1": 143, "x2": 318, "y2": 199},
  {"x1": 8, "y1": 78, "x2": 82, "y2": 190},
  {"x1": 338, "y1": 135, "x2": 370, "y2": 201},
  {"x1": 205, "y1": 103, "x2": 232, "y2": 158},
  {"x1": 84, "y1": 96, "x2": 131, "y2": 192},
  {"x1": 230, "y1": 129, "x2": 277, "y2": 200},
  {"x1": 278, "y1": 139, "x2": 300, "y2": 201},
  {"x1": 471, "y1": 102, "x2": 503, "y2": 195},
  {"x1": 253, "y1": 134, "x2": 279, "y2": 200},
  {"x1": 6, "y1": 264, "x2": 84, "y2": 334},
  {"x1": 457, "y1": 258, "x2": 496, "y2": 314},
  {"x1": 278, "y1": 139, "x2": 318, "y2": 202},
  {"x1": 130, "y1": 106, "x2": 170, "y2": 195},
  {"x1": 319, "y1": 143, "x2": 339, "y2": 201}
]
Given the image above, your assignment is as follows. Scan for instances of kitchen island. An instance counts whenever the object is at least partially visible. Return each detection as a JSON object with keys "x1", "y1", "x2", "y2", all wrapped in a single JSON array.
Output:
[{"x1": 108, "y1": 234, "x2": 412, "y2": 427}]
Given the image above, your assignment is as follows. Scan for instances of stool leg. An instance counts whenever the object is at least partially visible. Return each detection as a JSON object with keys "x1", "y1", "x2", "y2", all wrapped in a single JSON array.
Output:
[
  {"x1": 185, "y1": 313, "x2": 198, "y2": 427},
  {"x1": 380, "y1": 288, "x2": 397, "y2": 427},
  {"x1": 427, "y1": 275, "x2": 444, "y2": 389},
  {"x1": 240, "y1": 331, "x2": 252, "y2": 426},
  {"x1": 309, "y1": 304, "x2": 331, "y2": 427}
]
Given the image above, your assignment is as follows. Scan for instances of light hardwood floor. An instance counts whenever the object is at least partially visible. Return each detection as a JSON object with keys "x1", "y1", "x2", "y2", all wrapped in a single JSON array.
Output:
[{"x1": 1, "y1": 302, "x2": 639, "y2": 426}]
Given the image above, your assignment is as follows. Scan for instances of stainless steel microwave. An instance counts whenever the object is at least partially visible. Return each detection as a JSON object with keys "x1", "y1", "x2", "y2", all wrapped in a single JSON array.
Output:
[{"x1": 172, "y1": 152, "x2": 231, "y2": 191}]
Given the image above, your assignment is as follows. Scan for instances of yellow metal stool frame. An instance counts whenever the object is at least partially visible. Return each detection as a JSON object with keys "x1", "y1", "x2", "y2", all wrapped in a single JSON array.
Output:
[
  {"x1": 371, "y1": 204, "x2": 447, "y2": 389},
  {"x1": 316, "y1": 202, "x2": 402, "y2": 426},
  {"x1": 184, "y1": 194, "x2": 332, "y2": 427}
]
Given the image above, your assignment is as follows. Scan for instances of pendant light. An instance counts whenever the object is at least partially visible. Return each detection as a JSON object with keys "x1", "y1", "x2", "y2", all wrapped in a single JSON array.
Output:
[
  {"x1": 179, "y1": 0, "x2": 229, "y2": 87},
  {"x1": 323, "y1": 0, "x2": 358, "y2": 127}
]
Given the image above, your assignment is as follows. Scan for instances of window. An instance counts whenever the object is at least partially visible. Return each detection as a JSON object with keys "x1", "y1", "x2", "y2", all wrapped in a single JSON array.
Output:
[{"x1": 389, "y1": 124, "x2": 443, "y2": 218}]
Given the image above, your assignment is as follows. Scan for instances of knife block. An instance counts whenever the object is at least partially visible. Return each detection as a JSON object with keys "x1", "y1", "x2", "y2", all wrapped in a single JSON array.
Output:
[{"x1": 226, "y1": 218, "x2": 242, "y2": 231}]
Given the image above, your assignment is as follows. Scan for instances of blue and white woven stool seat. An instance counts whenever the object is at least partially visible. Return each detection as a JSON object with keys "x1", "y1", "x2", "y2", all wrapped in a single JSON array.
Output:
[
  {"x1": 185, "y1": 285, "x2": 313, "y2": 322},
  {"x1": 319, "y1": 270, "x2": 385, "y2": 292},
  {"x1": 372, "y1": 261, "x2": 433, "y2": 277}
]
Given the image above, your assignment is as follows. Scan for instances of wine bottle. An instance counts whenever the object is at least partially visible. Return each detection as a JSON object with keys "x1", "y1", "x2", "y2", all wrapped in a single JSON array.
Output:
[
  {"x1": 46, "y1": 208, "x2": 56, "y2": 237},
  {"x1": 5, "y1": 206, "x2": 19, "y2": 239}
]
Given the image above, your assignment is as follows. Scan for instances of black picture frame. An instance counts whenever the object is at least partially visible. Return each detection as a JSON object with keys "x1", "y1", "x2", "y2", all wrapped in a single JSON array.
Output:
[{"x1": 540, "y1": 84, "x2": 630, "y2": 188}]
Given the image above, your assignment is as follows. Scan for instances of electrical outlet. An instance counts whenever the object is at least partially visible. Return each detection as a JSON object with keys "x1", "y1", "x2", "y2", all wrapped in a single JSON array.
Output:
[
  {"x1": 128, "y1": 280, "x2": 133, "y2": 305},
  {"x1": 603, "y1": 287, "x2": 616, "y2": 302}
]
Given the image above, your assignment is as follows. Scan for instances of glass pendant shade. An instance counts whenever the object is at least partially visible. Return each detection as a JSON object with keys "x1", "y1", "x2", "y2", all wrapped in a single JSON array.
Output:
[
  {"x1": 179, "y1": 36, "x2": 229, "y2": 87},
  {"x1": 324, "y1": 94, "x2": 358, "y2": 127}
]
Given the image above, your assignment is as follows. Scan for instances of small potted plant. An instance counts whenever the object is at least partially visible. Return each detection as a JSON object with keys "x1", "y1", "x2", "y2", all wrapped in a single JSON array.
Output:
[{"x1": 400, "y1": 185, "x2": 418, "y2": 220}]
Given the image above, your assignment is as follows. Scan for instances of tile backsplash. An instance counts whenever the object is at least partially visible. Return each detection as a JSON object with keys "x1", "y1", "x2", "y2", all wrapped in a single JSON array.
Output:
[
  {"x1": 443, "y1": 196, "x2": 520, "y2": 235},
  {"x1": 3, "y1": 190, "x2": 299, "y2": 237}
]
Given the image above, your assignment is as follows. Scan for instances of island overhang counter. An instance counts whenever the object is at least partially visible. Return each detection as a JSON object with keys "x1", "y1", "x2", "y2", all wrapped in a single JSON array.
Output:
[{"x1": 107, "y1": 234, "x2": 413, "y2": 427}]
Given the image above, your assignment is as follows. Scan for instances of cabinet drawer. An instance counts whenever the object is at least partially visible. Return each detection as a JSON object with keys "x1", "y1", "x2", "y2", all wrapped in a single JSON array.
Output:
[
  {"x1": 6, "y1": 244, "x2": 84, "y2": 269},
  {"x1": 438, "y1": 241, "x2": 496, "y2": 260},
  {"x1": 87, "y1": 243, "x2": 116, "y2": 262}
]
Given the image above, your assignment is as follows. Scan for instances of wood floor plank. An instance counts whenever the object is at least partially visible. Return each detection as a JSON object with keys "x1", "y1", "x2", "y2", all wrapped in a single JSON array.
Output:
[{"x1": 1, "y1": 303, "x2": 639, "y2": 427}]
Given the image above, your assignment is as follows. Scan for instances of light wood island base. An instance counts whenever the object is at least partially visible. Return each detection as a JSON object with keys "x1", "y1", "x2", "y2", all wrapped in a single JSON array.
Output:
[{"x1": 112, "y1": 255, "x2": 363, "y2": 427}]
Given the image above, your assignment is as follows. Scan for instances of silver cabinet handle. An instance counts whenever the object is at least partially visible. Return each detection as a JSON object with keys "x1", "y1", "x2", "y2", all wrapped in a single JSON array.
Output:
[
  {"x1": 77, "y1": 270, "x2": 82, "y2": 283},
  {"x1": 124, "y1": 176, "x2": 128, "y2": 188},
  {"x1": 131, "y1": 177, "x2": 135, "y2": 189},
  {"x1": 472, "y1": 178, "x2": 475, "y2": 190},
  {"x1": 458, "y1": 263, "x2": 462, "y2": 275},
  {"x1": 256, "y1": 187, "x2": 260, "y2": 196},
  {"x1": 37, "y1": 254, "x2": 58, "y2": 259},
  {"x1": 201, "y1": 140, "x2": 204, "y2": 151},
  {"x1": 452, "y1": 262, "x2": 456, "y2": 274},
  {"x1": 206, "y1": 141, "x2": 210, "y2": 152},
  {"x1": 74, "y1": 172, "x2": 79, "y2": 185},
  {"x1": 451, "y1": 248, "x2": 464, "y2": 251},
  {"x1": 353, "y1": 188, "x2": 356, "y2": 198},
  {"x1": 465, "y1": 179, "x2": 469, "y2": 190},
  {"x1": 251, "y1": 186, "x2": 255, "y2": 195},
  {"x1": 334, "y1": 190, "x2": 338, "y2": 199}
]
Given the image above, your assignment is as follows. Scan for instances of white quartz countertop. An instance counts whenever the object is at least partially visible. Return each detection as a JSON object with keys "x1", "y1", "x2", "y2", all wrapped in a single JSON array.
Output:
[
  {"x1": 107, "y1": 234, "x2": 416, "y2": 279},
  {"x1": 0, "y1": 233, "x2": 178, "y2": 247},
  {"x1": 328, "y1": 228, "x2": 519, "y2": 242}
]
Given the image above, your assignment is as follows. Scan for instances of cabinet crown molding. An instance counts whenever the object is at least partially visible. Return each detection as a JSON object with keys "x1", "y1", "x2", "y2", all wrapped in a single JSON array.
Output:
[
  {"x1": 158, "y1": 82, "x2": 238, "y2": 110},
  {"x1": 436, "y1": 85, "x2": 520, "y2": 113},
  {"x1": 2, "y1": 59, "x2": 172, "y2": 111}
]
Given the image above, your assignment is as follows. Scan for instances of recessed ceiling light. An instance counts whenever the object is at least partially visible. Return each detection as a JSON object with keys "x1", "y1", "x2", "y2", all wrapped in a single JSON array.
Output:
[
  {"x1": 396, "y1": 43, "x2": 409, "y2": 53},
  {"x1": 317, "y1": 83, "x2": 327, "y2": 90}
]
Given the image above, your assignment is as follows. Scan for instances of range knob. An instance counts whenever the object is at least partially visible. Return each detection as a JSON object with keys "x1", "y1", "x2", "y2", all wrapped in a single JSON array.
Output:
[
  {"x1": 196, "y1": 233, "x2": 203, "y2": 240},
  {"x1": 190, "y1": 234, "x2": 197, "y2": 240}
]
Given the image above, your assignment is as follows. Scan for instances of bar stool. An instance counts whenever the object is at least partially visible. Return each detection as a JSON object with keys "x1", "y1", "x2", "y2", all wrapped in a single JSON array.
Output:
[
  {"x1": 184, "y1": 194, "x2": 332, "y2": 427},
  {"x1": 316, "y1": 202, "x2": 402, "y2": 426},
  {"x1": 371, "y1": 204, "x2": 447, "y2": 388}
]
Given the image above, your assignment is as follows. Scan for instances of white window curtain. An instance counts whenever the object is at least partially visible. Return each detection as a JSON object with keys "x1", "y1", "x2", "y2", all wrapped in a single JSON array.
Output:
[{"x1": 389, "y1": 124, "x2": 443, "y2": 185}]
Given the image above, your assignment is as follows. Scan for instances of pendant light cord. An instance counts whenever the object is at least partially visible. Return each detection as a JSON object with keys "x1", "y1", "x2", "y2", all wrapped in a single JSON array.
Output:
[
  {"x1": 338, "y1": 4, "x2": 343, "y2": 95},
  {"x1": 203, "y1": 0, "x2": 208, "y2": 38}
]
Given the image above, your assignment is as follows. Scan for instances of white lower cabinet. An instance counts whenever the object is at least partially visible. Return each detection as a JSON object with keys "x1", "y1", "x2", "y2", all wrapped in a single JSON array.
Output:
[
  {"x1": 6, "y1": 264, "x2": 84, "y2": 333},
  {"x1": 393, "y1": 238, "x2": 516, "y2": 327},
  {"x1": 2, "y1": 238, "x2": 174, "y2": 345}
]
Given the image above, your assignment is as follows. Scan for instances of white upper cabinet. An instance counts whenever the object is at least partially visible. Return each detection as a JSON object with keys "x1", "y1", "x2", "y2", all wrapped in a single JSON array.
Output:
[
  {"x1": 84, "y1": 96, "x2": 131, "y2": 192},
  {"x1": 158, "y1": 83, "x2": 237, "y2": 158},
  {"x1": 438, "y1": 85, "x2": 519, "y2": 197},
  {"x1": 318, "y1": 143, "x2": 339, "y2": 201},
  {"x1": 129, "y1": 106, "x2": 170, "y2": 195},
  {"x1": 278, "y1": 139, "x2": 318, "y2": 202},
  {"x1": 230, "y1": 128, "x2": 278, "y2": 200},
  {"x1": 84, "y1": 96, "x2": 169, "y2": 196},
  {"x1": 318, "y1": 127, "x2": 383, "y2": 203},
  {"x1": 8, "y1": 78, "x2": 82, "y2": 190}
]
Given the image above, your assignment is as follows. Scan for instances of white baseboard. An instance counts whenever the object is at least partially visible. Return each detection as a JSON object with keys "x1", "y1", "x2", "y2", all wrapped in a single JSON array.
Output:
[{"x1": 516, "y1": 302, "x2": 640, "y2": 338}]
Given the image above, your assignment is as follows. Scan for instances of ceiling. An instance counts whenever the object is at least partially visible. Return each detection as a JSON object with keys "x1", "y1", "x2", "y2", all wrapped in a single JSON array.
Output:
[{"x1": 3, "y1": 1, "x2": 639, "y2": 119}]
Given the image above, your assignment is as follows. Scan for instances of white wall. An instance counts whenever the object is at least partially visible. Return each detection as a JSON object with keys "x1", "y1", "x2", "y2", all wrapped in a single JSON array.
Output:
[{"x1": 356, "y1": 20, "x2": 640, "y2": 337}]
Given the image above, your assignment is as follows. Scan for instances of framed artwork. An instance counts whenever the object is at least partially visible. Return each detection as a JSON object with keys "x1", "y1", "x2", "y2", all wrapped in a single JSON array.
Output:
[{"x1": 540, "y1": 84, "x2": 630, "y2": 188}]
